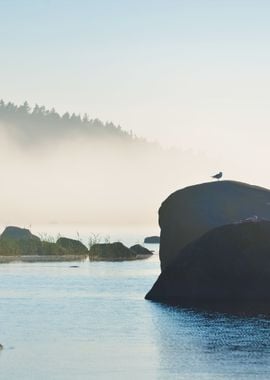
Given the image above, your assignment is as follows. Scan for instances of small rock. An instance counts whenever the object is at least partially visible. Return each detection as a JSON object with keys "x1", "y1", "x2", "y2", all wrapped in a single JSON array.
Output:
[
  {"x1": 57, "y1": 237, "x2": 88, "y2": 255},
  {"x1": 89, "y1": 242, "x2": 135, "y2": 260},
  {"x1": 144, "y1": 236, "x2": 160, "y2": 244},
  {"x1": 130, "y1": 244, "x2": 153, "y2": 256}
]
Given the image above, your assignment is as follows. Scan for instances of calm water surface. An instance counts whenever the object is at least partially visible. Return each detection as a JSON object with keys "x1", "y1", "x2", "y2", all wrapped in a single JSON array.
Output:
[{"x1": 0, "y1": 226, "x2": 270, "y2": 379}]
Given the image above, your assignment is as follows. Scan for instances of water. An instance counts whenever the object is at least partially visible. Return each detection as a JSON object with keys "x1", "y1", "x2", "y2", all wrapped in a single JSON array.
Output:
[{"x1": 1, "y1": 226, "x2": 270, "y2": 379}]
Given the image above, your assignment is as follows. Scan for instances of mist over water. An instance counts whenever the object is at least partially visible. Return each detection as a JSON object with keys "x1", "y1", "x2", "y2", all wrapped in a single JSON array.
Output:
[
  {"x1": 0, "y1": 116, "x2": 211, "y2": 226},
  {"x1": 1, "y1": 100, "x2": 269, "y2": 228}
]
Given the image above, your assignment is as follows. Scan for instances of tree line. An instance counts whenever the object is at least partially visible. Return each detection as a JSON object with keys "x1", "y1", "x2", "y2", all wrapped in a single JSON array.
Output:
[{"x1": 0, "y1": 100, "x2": 137, "y2": 142}]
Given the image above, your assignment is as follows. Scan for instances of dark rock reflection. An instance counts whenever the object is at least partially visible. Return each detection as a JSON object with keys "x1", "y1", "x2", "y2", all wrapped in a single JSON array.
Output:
[{"x1": 149, "y1": 302, "x2": 270, "y2": 379}]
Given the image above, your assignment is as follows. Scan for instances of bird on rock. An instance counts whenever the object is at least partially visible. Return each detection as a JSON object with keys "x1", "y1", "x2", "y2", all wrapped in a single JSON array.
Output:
[{"x1": 212, "y1": 172, "x2": 223, "y2": 180}]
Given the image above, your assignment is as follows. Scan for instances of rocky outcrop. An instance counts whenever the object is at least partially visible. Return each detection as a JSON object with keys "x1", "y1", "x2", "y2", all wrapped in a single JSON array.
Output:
[
  {"x1": 0, "y1": 226, "x2": 151, "y2": 262},
  {"x1": 89, "y1": 242, "x2": 135, "y2": 260},
  {"x1": 89, "y1": 242, "x2": 139, "y2": 261},
  {"x1": 159, "y1": 181, "x2": 270, "y2": 270},
  {"x1": 130, "y1": 244, "x2": 153, "y2": 256},
  {"x1": 0, "y1": 226, "x2": 87, "y2": 257},
  {"x1": 146, "y1": 221, "x2": 270, "y2": 306},
  {"x1": 56, "y1": 237, "x2": 88, "y2": 254},
  {"x1": 0, "y1": 226, "x2": 42, "y2": 256},
  {"x1": 1, "y1": 226, "x2": 40, "y2": 241},
  {"x1": 144, "y1": 236, "x2": 160, "y2": 244}
]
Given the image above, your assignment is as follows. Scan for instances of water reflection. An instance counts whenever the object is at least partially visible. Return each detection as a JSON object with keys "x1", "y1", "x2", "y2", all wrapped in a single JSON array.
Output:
[
  {"x1": 150, "y1": 303, "x2": 270, "y2": 379},
  {"x1": 1, "y1": 240, "x2": 270, "y2": 379}
]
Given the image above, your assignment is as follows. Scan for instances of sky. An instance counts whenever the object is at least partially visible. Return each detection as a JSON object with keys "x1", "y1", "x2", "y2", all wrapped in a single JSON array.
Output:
[
  {"x1": 1, "y1": 1, "x2": 270, "y2": 147},
  {"x1": 1, "y1": 0, "x2": 270, "y2": 226}
]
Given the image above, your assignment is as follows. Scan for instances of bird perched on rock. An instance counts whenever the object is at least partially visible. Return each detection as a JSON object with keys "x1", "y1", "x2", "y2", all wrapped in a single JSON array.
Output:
[{"x1": 212, "y1": 172, "x2": 223, "y2": 180}]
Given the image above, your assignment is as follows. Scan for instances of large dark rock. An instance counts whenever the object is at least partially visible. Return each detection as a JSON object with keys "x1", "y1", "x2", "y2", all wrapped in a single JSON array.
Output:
[
  {"x1": 146, "y1": 221, "x2": 270, "y2": 306},
  {"x1": 144, "y1": 236, "x2": 160, "y2": 244},
  {"x1": 159, "y1": 181, "x2": 270, "y2": 270},
  {"x1": 56, "y1": 237, "x2": 88, "y2": 255},
  {"x1": 1, "y1": 226, "x2": 40, "y2": 241},
  {"x1": 130, "y1": 244, "x2": 153, "y2": 256},
  {"x1": 89, "y1": 242, "x2": 136, "y2": 260}
]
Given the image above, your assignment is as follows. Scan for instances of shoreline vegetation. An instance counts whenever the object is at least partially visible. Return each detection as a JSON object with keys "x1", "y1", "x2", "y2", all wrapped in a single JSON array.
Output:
[{"x1": 0, "y1": 226, "x2": 154, "y2": 263}]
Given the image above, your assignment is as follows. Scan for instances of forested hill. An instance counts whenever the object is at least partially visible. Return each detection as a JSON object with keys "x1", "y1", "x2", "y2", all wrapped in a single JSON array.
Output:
[{"x1": 0, "y1": 100, "x2": 143, "y2": 145}]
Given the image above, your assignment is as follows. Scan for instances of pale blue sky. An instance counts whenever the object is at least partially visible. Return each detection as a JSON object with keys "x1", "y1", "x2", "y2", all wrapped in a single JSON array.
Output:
[{"x1": 1, "y1": 0, "x2": 270, "y2": 159}]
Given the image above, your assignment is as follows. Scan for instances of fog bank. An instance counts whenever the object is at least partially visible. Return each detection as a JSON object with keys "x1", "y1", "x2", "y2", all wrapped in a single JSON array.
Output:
[{"x1": 0, "y1": 121, "x2": 211, "y2": 226}]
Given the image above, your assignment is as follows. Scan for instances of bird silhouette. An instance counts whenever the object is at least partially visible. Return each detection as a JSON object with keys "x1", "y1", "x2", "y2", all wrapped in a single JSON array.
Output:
[{"x1": 212, "y1": 172, "x2": 223, "y2": 180}]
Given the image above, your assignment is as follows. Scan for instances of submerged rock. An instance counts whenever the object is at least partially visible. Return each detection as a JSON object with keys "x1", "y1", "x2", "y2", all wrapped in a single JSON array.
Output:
[
  {"x1": 130, "y1": 244, "x2": 153, "y2": 256},
  {"x1": 56, "y1": 237, "x2": 88, "y2": 255},
  {"x1": 146, "y1": 221, "x2": 270, "y2": 307},
  {"x1": 144, "y1": 236, "x2": 160, "y2": 244},
  {"x1": 159, "y1": 181, "x2": 270, "y2": 270}
]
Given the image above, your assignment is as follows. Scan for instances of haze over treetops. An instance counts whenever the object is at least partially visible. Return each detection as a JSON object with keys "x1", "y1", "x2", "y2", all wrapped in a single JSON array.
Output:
[
  {"x1": 0, "y1": 100, "x2": 209, "y2": 226},
  {"x1": 0, "y1": 100, "x2": 142, "y2": 145}
]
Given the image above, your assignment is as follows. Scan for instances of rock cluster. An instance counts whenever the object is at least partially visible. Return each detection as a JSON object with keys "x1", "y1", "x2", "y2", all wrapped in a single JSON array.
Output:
[
  {"x1": 0, "y1": 226, "x2": 87, "y2": 257},
  {"x1": 0, "y1": 226, "x2": 153, "y2": 261},
  {"x1": 89, "y1": 243, "x2": 152, "y2": 261}
]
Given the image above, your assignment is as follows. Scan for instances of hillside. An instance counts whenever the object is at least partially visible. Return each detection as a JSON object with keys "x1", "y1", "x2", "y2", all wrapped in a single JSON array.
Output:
[{"x1": 0, "y1": 100, "x2": 146, "y2": 146}]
